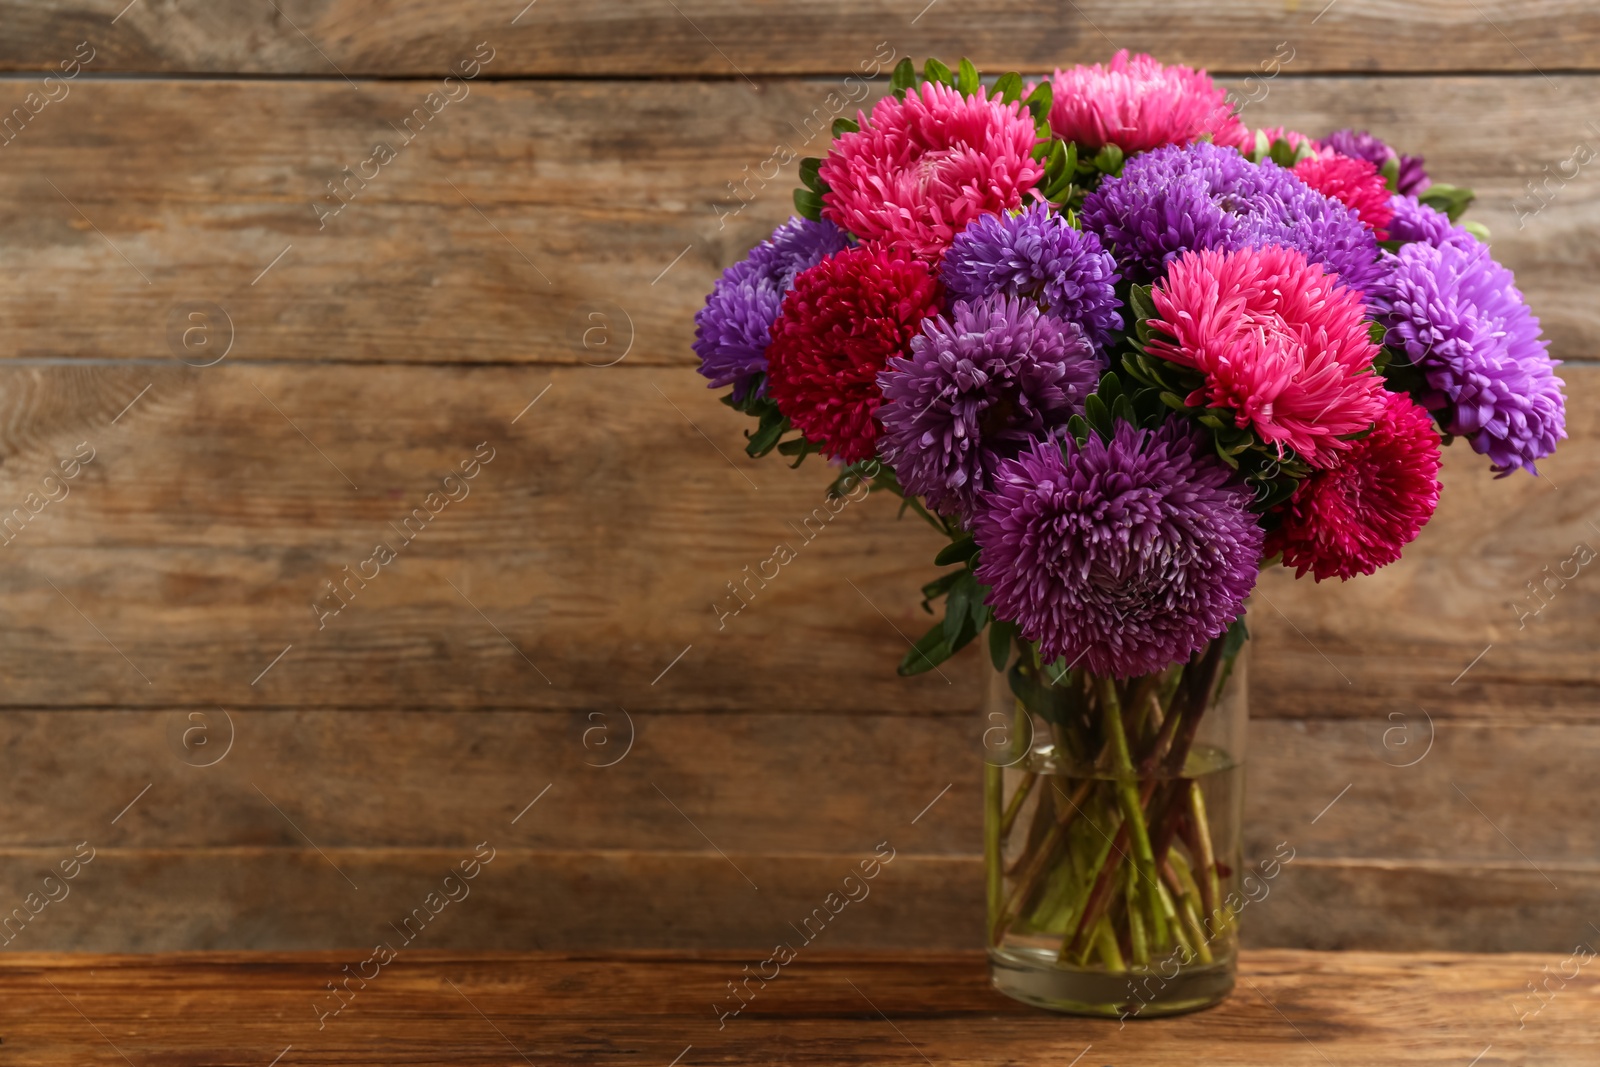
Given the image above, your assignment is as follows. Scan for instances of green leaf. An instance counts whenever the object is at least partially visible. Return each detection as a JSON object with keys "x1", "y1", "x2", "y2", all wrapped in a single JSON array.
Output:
[
  {"x1": 744, "y1": 415, "x2": 786, "y2": 457},
  {"x1": 1379, "y1": 154, "x2": 1400, "y2": 193},
  {"x1": 1158, "y1": 390, "x2": 1190, "y2": 412},
  {"x1": 956, "y1": 57, "x2": 980, "y2": 96},
  {"x1": 934, "y1": 537, "x2": 979, "y2": 567},
  {"x1": 1006, "y1": 661, "x2": 1071, "y2": 725},
  {"x1": 1368, "y1": 320, "x2": 1387, "y2": 345},
  {"x1": 1044, "y1": 139, "x2": 1068, "y2": 182},
  {"x1": 924, "y1": 57, "x2": 954, "y2": 87},
  {"x1": 988, "y1": 618, "x2": 1016, "y2": 671},
  {"x1": 1268, "y1": 137, "x2": 1299, "y2": 168},
  {"x1": 1065, "y1": 413, "x2": 1090, "y2": 444},
  {"x1": 1093, "y1": 143, "x2": 1124, "y2": 176},
  {"x1": 793, "y1": 187, "x2": 823, "y2": 221},
  {"x1": 1222, "y1": 616, "x2": 1250, "y2": 660},
  {"x1": 798, "y1": 157, "x2": 824, "y2": 192},
  {"x1": 919, "y1": 569, "x2": 964, "y2": 611},
  {"x1": 1083, "y1": 393, "x2": 1114, "y2": 439},
  {"x1": 898, "y1": 622, "x2": 952, "y2": 676},
  {"x1": 1128, "y1": 283, "x2": 1158, "y2": 324},
  {"x1": 1044, "y1": 174, "x2": 1075, "y2": 203},
  {"x1": 1097, "y1": 370, "x2": 1124, "y2": 405},
  {"x1": 1462, "y1": 219, "x2": 1491, "y2": 243},
  {"x1": 889, "y1": 57, "x2": 917, "y2": 97},
  {"x1": 1022, "y1": 79, "x2": 1052, "y2": 123},
  {"x1": 775, "y1": 435, "x2": 818, "y2": 467},
  {"x1": 831, "y1": 116, "x2": 860, "y2": 137},
  {"x1": 943, "y1": 573, "x2": 975, "y2": 649},
  {"x1": 1418, "y1": 182, "x2": 1475, "y2": 222},
  {"x1": 993, "y1": 71, "x2": 1024, "y2": 103}
]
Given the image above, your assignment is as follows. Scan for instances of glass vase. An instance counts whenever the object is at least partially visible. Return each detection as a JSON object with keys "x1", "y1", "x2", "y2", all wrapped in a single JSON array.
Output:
[{"x1": 982, "y1": 632, "x2": 1248, "y2": 1019}]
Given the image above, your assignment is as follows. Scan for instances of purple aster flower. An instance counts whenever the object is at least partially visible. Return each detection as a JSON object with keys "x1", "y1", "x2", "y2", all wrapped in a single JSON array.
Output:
[
  {"x1": 877, "y1": 294, "x2": 1100, "y2": 518},
  {"x1": 972, "y1": 419, "x2": 1263, "y2": 678},
  {"x1": 1373, "y1": 240, "x2": 1565, "y2": 475},
  {"x1": 693, "y1": 217, "x2": 850, "y2": 402},
  {"x1": 1317, "y1": 128, "x2": 1430, "y2": 197},
  {"x1": 1080, "y1": 141, "x2": 1382, "y2": 293},
  {"x1": 940, "y1": 202, "x2": 1124, "y2": 351},
  {"x1": 1387, "y1": 195, "x2": 1478, "y2": 252}
]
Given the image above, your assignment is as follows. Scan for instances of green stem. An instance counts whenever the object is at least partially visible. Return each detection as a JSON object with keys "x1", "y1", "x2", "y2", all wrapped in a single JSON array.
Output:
[
  {"x1": 998, "y1": 770, "x2": 1037, "y2": 842},
  {"x1": 1164, "y1": 854, "x2": 1214, "y2": 965},
  {"x1": 1097, "y1": 676, "x2": 1171, "y2": 953},
  {"x1": 1085, "y1": 915, "x2": 1125, "y2": 970},
  {"x1": 984, "y1": 761, "x2": 1004, "y2": 944},
  {"x1": 1125, "y1": 869, "x2": 1149, "y2": 968},
  {"x1": 992, "y1": 778, "x2": 1092, "y2": 945},
  {"x1": 1188, "y1": 780, "x2": 1221, "y2": 928}
]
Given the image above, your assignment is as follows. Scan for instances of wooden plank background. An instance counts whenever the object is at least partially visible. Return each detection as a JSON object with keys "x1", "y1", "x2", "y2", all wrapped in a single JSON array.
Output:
[{"x1": 0, "y1": 4, "x2": 1596, "y2": 954}]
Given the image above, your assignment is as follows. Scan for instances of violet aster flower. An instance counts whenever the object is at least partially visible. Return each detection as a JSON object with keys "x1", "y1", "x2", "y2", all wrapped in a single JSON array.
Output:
[
  {"x1": 940, "y1": 202, "x2": 1124, "y2": 351},
  {"x1": 693, "y1": 217, "x2": 850, "y2": 402},
  {"x1": 1317, "y1": 128, "x2": 1431, "y2": 197},
  {"x1": 972, "y1": 419, "x2": 1263, "y2": 678},
  {"x1": 878, "y1": 294, "x2": 1100, "y2": 517},
  {"x1": 1373, "y1": 240, "x2": 1565, "y2": 475},
  {"x1": 1080, "y1": 141, "x2": 1383, "y2": 293},
  {"x1": 1387, "y1": 195, "x2": 1478, "y2": 252}
]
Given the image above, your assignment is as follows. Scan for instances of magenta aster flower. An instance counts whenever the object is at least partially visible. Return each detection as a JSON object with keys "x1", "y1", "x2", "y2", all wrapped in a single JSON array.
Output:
[
  {"x1": 877, "y1": 294, "x2": 1100, "y2": 517},
  {"x1": 1145, "y1": 244, "x2": 1386, "y2": 468},
  {"x1": 1373, "y1": 240, "x2": 1566, "y2": 475},
  {"x1": 1037, "y1": 50, "x2": 1249, "y2": 154},
  {"x1": 819, "y1": 81, "x2": 1044, "y2": 262},
  {"x1": 693, "y1": 217, "x2": 850, "y2": 402},
  {"x1": 973, "y1": 421, "x2": 1263, "y2": 678},
  {"x1": 1266, "y1": 390, "x2": 1443, "y2": 581},
  {"x1": 939, "y1": 202, "x2": 1123, "y2": 351}
]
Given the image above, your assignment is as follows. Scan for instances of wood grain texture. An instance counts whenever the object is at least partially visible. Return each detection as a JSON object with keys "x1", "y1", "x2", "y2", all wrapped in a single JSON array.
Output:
[
  {"x1": 0, "y1": 950, "x2": 1591, "y2": 1065},
  {"x1": 0, "y1": 76, "x2": 1597, "y2": 366},
  {"x1": 3, "y1": 712, "x2": 1597, "y2": 863},
  {"x1": 5, "y1": 708, "x2": 1600, "y2": 952},
  {"x1": 0, "y1": 43, "x2": 1595, "y2": 956},
  {"x1": 4, "y1": 1, "x2": 1600, "y2": 75},
  {"x1": 3, "y1": 848, "x2": 1595, "y2": 953},
  {"x1": 0, "y1": 363, "x2": 1591, "y2": 719}
]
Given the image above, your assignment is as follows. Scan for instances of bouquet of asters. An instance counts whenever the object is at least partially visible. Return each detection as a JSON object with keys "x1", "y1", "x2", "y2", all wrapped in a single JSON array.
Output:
[{"x1": 691, "y1": 51, "x2": 1565, "y2": 1015}]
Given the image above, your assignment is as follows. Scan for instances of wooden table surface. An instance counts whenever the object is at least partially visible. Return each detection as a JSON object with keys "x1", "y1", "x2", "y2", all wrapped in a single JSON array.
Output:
[{"x1": 0, "y1": 949, "x2": 1585, "y2": 1066}]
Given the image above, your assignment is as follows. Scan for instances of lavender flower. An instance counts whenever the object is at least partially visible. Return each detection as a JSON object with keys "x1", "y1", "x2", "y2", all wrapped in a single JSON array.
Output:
[
  {"x1": 972, "y1": 419, "x2": 1263, "y2": 678},
  {"x1": 940, "y1": 202, "x2": 1124, "y2": 351},
  {"x1": 1373, "y1": 240, "x2": 1565, "y2": 475},
  {"x1": 1387, "y1": 194, "x2": 1477, "y2": 252},
  {"x1": 878, "y1": 295, "x2": 1100, "y2": 518},
  {"x1": 1318, "y1": 128, "x2": 1431, "y2": 197},
  {"x1": 1080, "y1": 141, "x2": 1383, "y2": 293},
  {"x1": 693, "y1": 217, "x2": 850, "y2": 402}
]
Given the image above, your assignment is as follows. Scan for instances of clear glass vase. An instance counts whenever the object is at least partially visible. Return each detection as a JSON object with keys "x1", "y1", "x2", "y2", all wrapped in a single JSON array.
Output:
[{"x1": 982, "y1": 633, "x2": 1248, "y2": 1019}]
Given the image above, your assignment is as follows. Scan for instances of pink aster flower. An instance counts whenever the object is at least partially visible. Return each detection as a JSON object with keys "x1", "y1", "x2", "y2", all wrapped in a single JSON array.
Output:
[
  {"x1": 1294, "y1": 154, "x2": 1395, "y2": 239},
  {"x1": 1266, "y1": 390, "x2": 1443, "y2": 581},
  {"x1": 819, "y1": 82, "x2": 1044, "y2": 263},
  {"x1": 1038, "y1": 50, "x2": 1249, "y2": 154},
  {"x1": 1145, "y1": 245, "x2": 1386, "y2": 467}
]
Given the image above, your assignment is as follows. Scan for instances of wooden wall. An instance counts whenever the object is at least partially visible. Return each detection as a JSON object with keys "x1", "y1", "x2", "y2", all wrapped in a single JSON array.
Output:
[{"x1": 0, "y1": 2, "x2": 1596, "y2": 953}]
